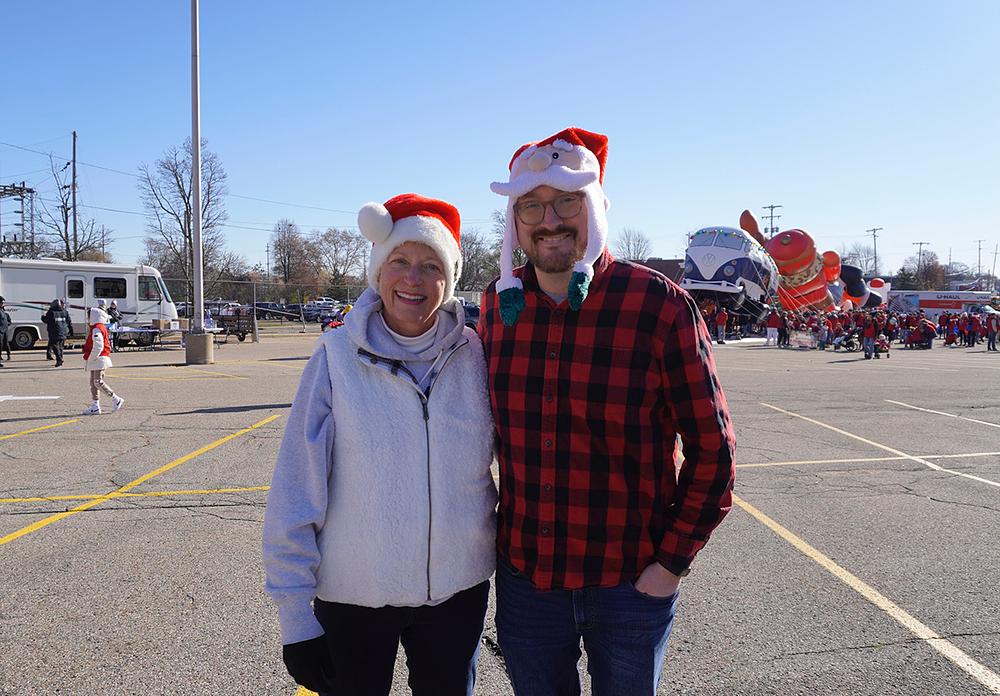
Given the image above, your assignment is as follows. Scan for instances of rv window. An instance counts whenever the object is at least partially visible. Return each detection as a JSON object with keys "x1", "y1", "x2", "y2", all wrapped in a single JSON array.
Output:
[
  {"x1": 139, "y1": 276, "x2": 161, "y2": 301},
  {"x1": 94, "y1": 277, "x2": 127, "y2": 299},
  {"x1": 690, "y1": 232, "x2": 717, "y2": 247},
  {"x1": 157, "y1": 277, "x2": 173, "y2": 304},
  {"x1": 67, "y1": 279, "x2": 84, "y2": 298},
  {"x1": 715, "y1": 234, "x2": 746, "y2": 250}
]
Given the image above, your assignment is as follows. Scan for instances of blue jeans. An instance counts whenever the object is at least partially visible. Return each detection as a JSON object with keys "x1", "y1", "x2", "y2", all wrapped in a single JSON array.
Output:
[
  {"x1": 863, "y1": 337, "x2": 875, "y2": 358},
  {"x1": 988, "y1": 330, "x2": 997, "y2": 351},
  {"x1": 495, "y1": 559, "x2": 678, "y2": 696}
]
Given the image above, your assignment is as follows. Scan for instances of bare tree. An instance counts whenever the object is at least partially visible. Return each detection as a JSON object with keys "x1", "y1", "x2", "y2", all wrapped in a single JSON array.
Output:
[
  {"x1": 457, "y1": 228, "x2": 496, "y2": 291},
  {"x1": 270, "y1": 219, "x2": 314, "y2": 283},
  {"x1": 490, "y1": 209, "x2": 525, "y2": 273},
  {"x1": 840, "y1": 242, "x2": 877, "y2": 276},
  {"x1": 613, "y1": 227, "x2": 652, "y2": 261},
  {"x1": 138, "y1": 138, "x2": 232, "y2": 301},
  {"x1": 36, "y1": 155, "x2": 112, "y2": 260},
  {"x1": 899, "y1": 251, "x2": 945, "y2": 290},
  {"x1": 312, "y1": 227, "x2": 368, "y2": 287}
]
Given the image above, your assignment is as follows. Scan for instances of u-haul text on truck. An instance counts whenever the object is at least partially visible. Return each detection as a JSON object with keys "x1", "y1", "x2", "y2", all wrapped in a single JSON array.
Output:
[
  {"x1": 0, "y1": 257, "x2": 178, "y2": 350},
  {"x1": 886, "y1": 290, "x2": 994, "y2": 321}
]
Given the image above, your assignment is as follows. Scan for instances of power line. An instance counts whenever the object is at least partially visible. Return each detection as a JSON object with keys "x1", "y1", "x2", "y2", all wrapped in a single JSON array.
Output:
[{"x1": 761, "y1": 204, "x2": 782, "y2": 238}]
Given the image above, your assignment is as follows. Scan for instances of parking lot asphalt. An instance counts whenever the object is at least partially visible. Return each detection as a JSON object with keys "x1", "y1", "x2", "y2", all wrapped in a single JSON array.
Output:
[{"x1": 1, "y1": 331, "x2": 998, "y2": 695}]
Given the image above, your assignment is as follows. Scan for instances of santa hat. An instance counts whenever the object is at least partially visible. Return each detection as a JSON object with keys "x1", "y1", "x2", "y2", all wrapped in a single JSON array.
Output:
[
  {"x1": 357, "y1": 193, "x2": 463, "y2": 301},
  {"x1": 490, "y1": 127, "x2": 610, "y2": 325},
  {"x1": 89, "y1": 307, "x2": 106, "y2": 324}
]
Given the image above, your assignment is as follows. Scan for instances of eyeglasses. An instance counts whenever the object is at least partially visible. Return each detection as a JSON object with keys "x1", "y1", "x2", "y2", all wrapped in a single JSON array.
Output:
[{"x1": 513, "y1": 193, "x2": 584, "y2": 225}]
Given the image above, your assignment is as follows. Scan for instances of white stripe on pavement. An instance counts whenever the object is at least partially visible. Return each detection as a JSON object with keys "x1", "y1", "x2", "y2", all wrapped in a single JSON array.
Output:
[
  {"x1": 759, "y1": 402, "x2": 1000, "y2": 489},
  {"x1": 885, "y1": 399, "x2": 1000, "y2": 430}
]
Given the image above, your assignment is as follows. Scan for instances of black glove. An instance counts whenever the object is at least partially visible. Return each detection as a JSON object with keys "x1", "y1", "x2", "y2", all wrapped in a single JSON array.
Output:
[{"x1": 282, "y1": 635, "x2": 335, "y2": 692}]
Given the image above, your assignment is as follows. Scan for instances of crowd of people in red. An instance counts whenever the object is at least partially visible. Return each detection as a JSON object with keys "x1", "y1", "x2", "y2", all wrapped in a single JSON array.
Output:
[{"x1": 709, "y1": 306, "x2": 1000, "y2": 359}]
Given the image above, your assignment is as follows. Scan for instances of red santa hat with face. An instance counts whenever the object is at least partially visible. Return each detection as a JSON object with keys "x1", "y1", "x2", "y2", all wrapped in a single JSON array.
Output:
[
  {"x1": 490, "y1": 127, "x2": 610, "y2": 325},
  {"x1": 357, "y1": 193, "x2": 462, "y2": 301}
]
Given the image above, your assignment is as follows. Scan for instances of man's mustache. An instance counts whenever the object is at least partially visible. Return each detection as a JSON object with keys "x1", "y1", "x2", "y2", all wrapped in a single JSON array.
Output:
[{"x1": 530, "y1": 225, "x2": 578, "y2": 243}]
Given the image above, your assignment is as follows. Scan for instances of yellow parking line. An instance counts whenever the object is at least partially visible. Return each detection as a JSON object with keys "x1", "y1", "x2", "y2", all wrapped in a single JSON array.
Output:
[
  {"x1": 0, "y1": 486, "x2": 270, "y2": 504},
  {"x1": 0, "y1": 415, "x2": 280, "y2": 547},
  {"x1": 760, "y1": 402, "x2": 1000, "y2": 489},
  {"x1": 181, "y1": 366, "x2": 248, "y2": 379},
  {"x1": 738, "y1": 451, "x2": 1000, "y2": 468},
  {"x1": 0, "y1": 419, "x2": 80, "y2": 441},
  {"x1": 734, "y1": 494, "x2": 1000, "y2": 694}
]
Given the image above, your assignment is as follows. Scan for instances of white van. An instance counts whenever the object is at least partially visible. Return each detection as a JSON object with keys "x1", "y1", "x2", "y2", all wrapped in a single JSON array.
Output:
[{"x1": 0, "y1": 257, "x2": 178, "y2": 350}]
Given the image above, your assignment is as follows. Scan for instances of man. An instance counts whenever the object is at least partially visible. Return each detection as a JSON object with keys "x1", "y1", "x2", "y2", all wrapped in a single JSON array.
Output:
[
  {"x1": 479, "y1": 127, "x2": 736, "y2": 696},
  {"x1": 41, "y1": 299, "x2": 74, "y2": 367},
  {"x1": 986, "y1": 311, "x2": 999, "y2": 352},
  {"x1": 714, "y1": 306, "x2": 728, "y2": 344},
  {"x1": 0, "y1": 296, "x2": 9, "y2": 367}
]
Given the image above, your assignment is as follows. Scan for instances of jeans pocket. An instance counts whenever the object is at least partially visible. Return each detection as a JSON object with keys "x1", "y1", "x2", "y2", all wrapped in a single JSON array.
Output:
[{"x1": 626, "y1": 580, "x2": 677, "y2": 603}]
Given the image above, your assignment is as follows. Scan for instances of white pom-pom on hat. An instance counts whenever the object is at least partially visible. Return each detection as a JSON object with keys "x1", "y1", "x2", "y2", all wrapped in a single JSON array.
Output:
[{"x1": 358, "y1": 202, "x2": 393, "y2": 244}]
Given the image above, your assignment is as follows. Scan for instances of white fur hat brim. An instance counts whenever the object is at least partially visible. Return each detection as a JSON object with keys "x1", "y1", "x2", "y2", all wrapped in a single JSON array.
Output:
[{"x1": 366, "y1": 216, "x2": 463, "y2": 301}]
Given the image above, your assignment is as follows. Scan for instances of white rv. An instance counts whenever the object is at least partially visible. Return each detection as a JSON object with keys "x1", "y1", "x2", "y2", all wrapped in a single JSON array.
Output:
[{"x1": 0, "y1": 257, "x2": 177, "y2": 350}]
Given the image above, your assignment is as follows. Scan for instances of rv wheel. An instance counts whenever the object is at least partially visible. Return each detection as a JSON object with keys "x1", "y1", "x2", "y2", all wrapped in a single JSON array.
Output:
[{"x1": 12, "y1": 328, "x2": 36, "y2": 350}]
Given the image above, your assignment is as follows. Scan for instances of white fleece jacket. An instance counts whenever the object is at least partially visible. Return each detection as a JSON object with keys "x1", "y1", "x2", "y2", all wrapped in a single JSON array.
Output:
[{"x1": 262, "y1": 289, "x2": 497, "y2": 644}]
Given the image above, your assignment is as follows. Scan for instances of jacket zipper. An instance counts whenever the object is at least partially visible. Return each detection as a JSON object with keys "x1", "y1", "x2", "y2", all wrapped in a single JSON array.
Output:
[{"x1": 357, "y1": 339, "x2": 468, "y2": 601}]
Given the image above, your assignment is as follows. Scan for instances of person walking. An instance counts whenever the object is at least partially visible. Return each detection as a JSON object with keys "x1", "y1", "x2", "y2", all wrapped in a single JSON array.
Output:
[
  {"x1": 862, "y1": 313, "x2": 877, "y2": 359},
  {"x1": 41, "y1": 299, "x2": 74, "y2": 367},
  {"x1": 481, "y1": 127, "x2": 736, "y2": 696},
  {"x1": 82, "y1": 307, "x2": 124, "y2": 414},
  {"x1": 263, "y1": 194, "x2": 496, "y2": 696},
  {"x1": 0, "y1": 297, "x2": 9, "y2": 367}
]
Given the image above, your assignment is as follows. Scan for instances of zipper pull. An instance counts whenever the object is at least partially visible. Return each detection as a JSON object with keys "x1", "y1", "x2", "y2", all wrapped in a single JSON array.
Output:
[{"x1": 421, "y1": 399, "x2": 429, "y2": 421}]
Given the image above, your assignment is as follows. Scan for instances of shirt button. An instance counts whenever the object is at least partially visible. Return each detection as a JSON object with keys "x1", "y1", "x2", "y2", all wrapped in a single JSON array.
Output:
[
  {"x1": 544, "y1": 439, "x2": 552, "y2": 447},
  {"x1": 541, "y1": 526, "x2": 550, "y2": 535},
  {"x1": 543, "y1": 483, "x2": 552, "y2": 492},
  {"x1": 545, "y1": 392, "x2": 553, "y2": 402},
  {"x1": 548, "y1": 351, "x2": 556, "y2": 359}
]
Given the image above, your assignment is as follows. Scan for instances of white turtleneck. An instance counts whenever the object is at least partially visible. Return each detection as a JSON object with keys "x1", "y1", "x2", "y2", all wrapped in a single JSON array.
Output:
[{"x1": 380, "y1": 314, "x2": 439, "y2": 354}]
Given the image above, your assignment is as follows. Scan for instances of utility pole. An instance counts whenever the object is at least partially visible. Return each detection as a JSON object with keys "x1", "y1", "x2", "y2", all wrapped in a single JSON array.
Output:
[
  {"x1": 762, "y1": 204, "x2": 783, "y2": 238},
  {"x1": 265, "y1": 243, "x2": 270, "y2": 280},
  {"x1": 866, "y1": 227, "x2": 883, "y2": 276},
  {"x1": 913, "y1": 241, "x2": 929, "y2": 287},
  {"x1": 72, "y1": 130, "x2": 78, "y2": 256},
  {"x1": 991, "y1": 243, "x2": 999, "y2": 292},
  {"x1": 974, "y1": 239, "x2": 986, "y2": 279}
]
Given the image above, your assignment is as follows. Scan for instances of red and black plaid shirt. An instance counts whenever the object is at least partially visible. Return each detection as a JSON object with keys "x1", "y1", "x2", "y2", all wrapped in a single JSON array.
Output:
[{"x1": 479, "y1": 249, "x2": 736, "y2": 591}]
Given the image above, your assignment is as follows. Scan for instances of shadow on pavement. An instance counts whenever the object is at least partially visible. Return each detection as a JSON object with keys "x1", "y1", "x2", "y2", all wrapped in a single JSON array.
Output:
[{"x1": 163, "y1": 403, "x2": 292, "y2": 416}]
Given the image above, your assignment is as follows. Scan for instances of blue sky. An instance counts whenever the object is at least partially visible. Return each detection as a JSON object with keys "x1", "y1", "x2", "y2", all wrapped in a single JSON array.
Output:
[{"x1": 2, "y1": 1, "x2": 998, "y2": 276}]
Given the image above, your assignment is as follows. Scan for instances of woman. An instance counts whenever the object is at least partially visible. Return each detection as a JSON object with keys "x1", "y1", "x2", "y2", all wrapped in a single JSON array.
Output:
[
  {"x1": 262, "y1": 194, "x2": 496, "y2": 696},
  {"x1": 82, "y1": 307, "x2": 125, "y2": 414}
]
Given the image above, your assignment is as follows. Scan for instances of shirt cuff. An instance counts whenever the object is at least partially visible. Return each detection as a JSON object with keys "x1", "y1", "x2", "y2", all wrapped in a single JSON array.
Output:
[{"x1": 277, "y1": 599, "x2": 325, "y2": 645}]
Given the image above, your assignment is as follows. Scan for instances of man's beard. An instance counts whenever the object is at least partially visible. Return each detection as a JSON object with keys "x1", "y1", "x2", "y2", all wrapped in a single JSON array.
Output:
[{"x1": 523, "y1": 224, "x2": 585, "y2": 274}]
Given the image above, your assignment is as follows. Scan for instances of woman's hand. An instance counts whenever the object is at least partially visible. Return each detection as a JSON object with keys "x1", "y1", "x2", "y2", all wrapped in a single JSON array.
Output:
[{"x1": 282, "y1": 635, "x2": 335, "y2": 692}]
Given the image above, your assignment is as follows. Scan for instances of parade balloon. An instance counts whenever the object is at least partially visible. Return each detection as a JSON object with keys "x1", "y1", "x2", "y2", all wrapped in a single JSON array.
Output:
[
  {"x1": 821, "y1": 250, "x2": 841, "y2": 283},
  {"x1": 765, "y1": 229, "x2": 834, "y2": 311}
]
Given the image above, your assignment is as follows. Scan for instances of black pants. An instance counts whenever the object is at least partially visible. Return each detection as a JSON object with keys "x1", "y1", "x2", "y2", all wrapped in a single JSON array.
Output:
[
  {"x1": 49, "y1": 339, "x2": 65, "y2": 364},
  {"x1": 313, "y1": 580, "x2": 489, "y2": 696}
]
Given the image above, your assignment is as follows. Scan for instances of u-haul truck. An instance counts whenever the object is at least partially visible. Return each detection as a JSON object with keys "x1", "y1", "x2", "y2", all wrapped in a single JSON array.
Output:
[
  {"x1": 886, "y1": 290, "x2": 994, "y2": 321},
  {"x1": 0, "y1": 257, "x2": 177, "y2": 349}
]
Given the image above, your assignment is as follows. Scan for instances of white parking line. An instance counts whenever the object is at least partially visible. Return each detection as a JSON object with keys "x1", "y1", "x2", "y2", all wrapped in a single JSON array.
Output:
[
  {"x1": 759, "y1": 402, "x2": 1000, "y2": 489},
  {"x1": 735, "y1": 494, "x2": 1000, "y2": 694},
  {"x1": 739, "y1": 451, "x2": 1000, "y2": 468},
  {"x1": 885, "y1": 400, "x2": 1000, "y2": 430}
]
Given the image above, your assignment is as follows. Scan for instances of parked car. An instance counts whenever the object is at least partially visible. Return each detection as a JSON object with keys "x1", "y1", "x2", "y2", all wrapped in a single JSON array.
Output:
[
  {"x1": 460, "y1": 299, "x2": 480, "y2": 329},
  {"x1": 254, "y1": 302, "x2": 283, "y2": 319}
]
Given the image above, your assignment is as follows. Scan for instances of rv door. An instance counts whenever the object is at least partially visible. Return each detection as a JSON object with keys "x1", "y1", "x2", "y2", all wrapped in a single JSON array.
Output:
[{"x1": 64, "y1": 274, "x2": 87, "y2": 336}]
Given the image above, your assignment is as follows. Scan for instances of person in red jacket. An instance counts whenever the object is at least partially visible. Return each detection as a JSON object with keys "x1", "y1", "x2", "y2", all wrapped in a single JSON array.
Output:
[
  {"x1": 765, "y1": 311, "x2": 781, "y2": 346},
  {"x1": 715, "y1": 307, "x2": 728, "y2": 344},
  {"x1": 82, "y1": 307, "x2": 125, "y2": 415},
  {"x1": 986, "y1": 312, "x2": 999, "y2": 351}
]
